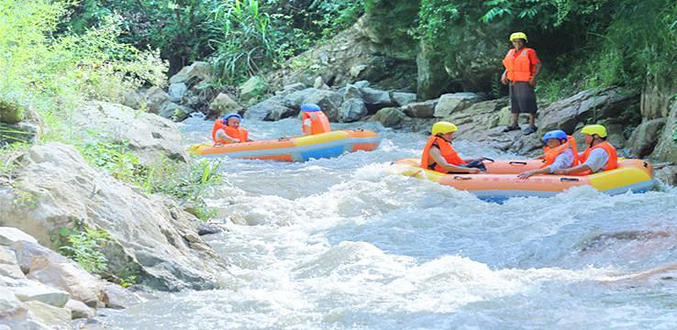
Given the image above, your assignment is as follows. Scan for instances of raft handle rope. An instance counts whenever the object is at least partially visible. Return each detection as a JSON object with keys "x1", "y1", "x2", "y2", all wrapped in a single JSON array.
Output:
[
  {"x1": 481, "y1": 157, "x2": 495, "y2": 163},
  {"x1": 509, "y1": 161, "x2": 528, "y2": 165},
  {"x1": 453, "y1": 176, "x2": 473, "y2": 181},
  {"x1": 560, "y1": 177, "x2": 580, "y2": 182}
]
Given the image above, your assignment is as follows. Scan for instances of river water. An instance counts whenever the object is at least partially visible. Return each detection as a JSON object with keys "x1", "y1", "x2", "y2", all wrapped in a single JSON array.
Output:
[{"x1": 103, "y1": 116, "x2": 677, "y2": 329}]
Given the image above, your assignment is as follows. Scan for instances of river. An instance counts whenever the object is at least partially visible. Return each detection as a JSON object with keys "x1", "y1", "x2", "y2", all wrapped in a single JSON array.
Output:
[{"x1": 101, "y1": 115, "x2": 677, "y2": 329}]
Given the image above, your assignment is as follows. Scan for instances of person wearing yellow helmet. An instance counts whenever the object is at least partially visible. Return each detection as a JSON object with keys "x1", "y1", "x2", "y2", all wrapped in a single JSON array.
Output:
[
  {"x1": 420, "y1": 121, "x2": 487, "y2": 174},
  {"x1": 501, "y1": 32, "x2": 542, "y2": 135},
  {"x1": 553, "y1": 124, "x2": 619, "y2": 175}
]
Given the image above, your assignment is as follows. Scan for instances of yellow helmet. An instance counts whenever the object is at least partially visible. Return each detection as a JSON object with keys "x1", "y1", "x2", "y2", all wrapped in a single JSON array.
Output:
[
  {"x1": 432, "y1": 121, "x2": 458, "y2": 136},
  {"x1": 509, "y1": 32, "x2": 528, "y2": 42},
  {"x1": 581, "y1": 124, "x2": 608, "y2": 138}
]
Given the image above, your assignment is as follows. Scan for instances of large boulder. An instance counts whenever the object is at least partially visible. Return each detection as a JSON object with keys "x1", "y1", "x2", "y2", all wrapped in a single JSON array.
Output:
[
  {"x1": 239, "y1": 76, "x2": 268, "y2": 104},
  {"x1": 433, "y1": 92, "x2": 482, "y2": 118},
  {"x1": 167, "y1": 83, "x2": 188, "y2": 101},
  {"x1": 651, "y1": 100, "x2": 677, "y2": 164},
  {"x1": 158, "y1": 102, "x2": 190, "y2": 122},
  {"x1": 245, "y1": 96, "x2": 296, "y2": 121},
  {"x1": 392, "y1": 92, "x2": 417, "y2": 107},
  {"x1": 209, "y1": 93, "x2": 243, "y2": 118},
  {"x1": 302, "y1": 90, "x2": 342, "y2": 122},
  {"x1": 145, "y1": 86, "x2": 172, "y2": 114},
  {"x1": 281, "y1": 88, "x2": 318, "y2": 109},
  {"x1": 338, "y1": 98, "x2": 368, "y2": 122},
  {"x1": 373, "y1": 107, "x2": 408, "y2": 128},
  {"x1": 0, "y1": 246, "x2": 25, "y2": 280},
  {"x1": 417, "y1": 42, "x2": 449, "y2": 100},
  {"x1": 0, "y1": 143, "x2": 227, "y2": 291},
  {"x1": 360, "y1": 87, "x2": 396, "y2": 110},
  {"x1": 169, "y1": 62, "x2": 211, "y2": 85},
  {"x1": 537, "y1": 88, "x2": 640, "y2": 134},
  {"x1": 403, "y1": 100, "x2": 438, "y2": 118},
  {"x1": 71, "y1": 101, "x2": 189, "y2": 164},
  {"x1": 655, "y1": 165, "x2": 677, "y2": 186},
  {"x1": 626, "y1": 118, "x2": 667, "y2": 158},
  {"x1": 11, "y1": 240, "x2": 105, "y2": 307}
]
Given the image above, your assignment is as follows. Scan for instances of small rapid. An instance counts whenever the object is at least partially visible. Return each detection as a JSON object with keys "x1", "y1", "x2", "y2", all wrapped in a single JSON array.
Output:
[{"x1": 103, "y1": 116, "x2": 677, "y2": 329}]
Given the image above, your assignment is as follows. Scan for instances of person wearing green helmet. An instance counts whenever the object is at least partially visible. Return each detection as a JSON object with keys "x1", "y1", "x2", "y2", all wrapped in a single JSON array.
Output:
[
  {"x1": 501, "y1": 32, "x2": 542, "y2": 135},
  {"x1": 420, "y1": 121, "x2": 487, "y2": 174},
  {"x1": 553, "y1": 124, "x2": 619, "y2": 175}
]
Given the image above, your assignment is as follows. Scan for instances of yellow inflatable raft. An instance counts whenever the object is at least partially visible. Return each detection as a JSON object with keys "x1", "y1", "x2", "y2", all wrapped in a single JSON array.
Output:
[{"x1": 394, "y1": 158, "x2": 655, "y2": 200}]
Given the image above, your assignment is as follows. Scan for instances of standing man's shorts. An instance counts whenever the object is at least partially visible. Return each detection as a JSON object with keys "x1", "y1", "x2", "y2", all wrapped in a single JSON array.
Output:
[{"x1": 509, "y1": 81, "x2": 538, "y2": 114}]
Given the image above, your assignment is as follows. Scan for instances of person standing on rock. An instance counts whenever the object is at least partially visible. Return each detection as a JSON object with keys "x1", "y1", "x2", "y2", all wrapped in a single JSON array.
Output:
[
  {"x1": 501, "y1": 32, "x2": 542, "y2": 135},
  {"x1": 301, "y1": 103, "x2": 332, "y2": 135},
  {"x1": 212, "y1": 113, "x2": 252, "y2": 144}
]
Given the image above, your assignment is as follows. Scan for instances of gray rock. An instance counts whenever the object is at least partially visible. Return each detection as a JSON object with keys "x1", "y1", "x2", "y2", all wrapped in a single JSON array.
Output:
[
  {"x1": 403, "y1": 100, "x2": 438, "y2": 118},
  {"x1": 373, "y1": 107, "x2": 407, "y2": 128},
  {"x1": 353, "y1": 81, "x2": 370, "y2": 89},
  {"x1": 0, "y1": 246, "x2": 25, "y2": 279},
  {"x1": 245, "y1": 96, "x2": 296, "y2": 121},
  {"x1": 433, "y1": 92, "x2": 482, "y2": 118},
  {"x1": 538, "y1": 88, "x2": 640, "y2": 134},
  {"x1": 102, "y1": 284, "x2": 142, "y2": 309},
  {"x1": 338, "y1": 98, "x2": 368, "y2": 123},
  {"x1": 239, "y1": 76, "x2": 267, "y2": 103},
  {"x1": 0, "y1": 143, "x2": 227, "y2": 291},
  {"x1": 282, "y1": 88, "x2": 318, "y2": 109},
  {"x1": 360, "y1": 87, "x2": 394, "y2": 108},
  {"x1": 197, "y1": 223, "x2": 224, "y2": 236},
  {"x1": 145, "y1": 86, "x2": 172, "y2": 114},
  {"x1": 313, "y1": 76, "x2": 329, "y2": 89},
  {"x1": 64, "y1": 299, "x2": 95, "y2": 319},
  {"x1": 0, "y1": 227, "x2": 38, "y2": 246},
  {"x1": 24, "y1": 301, "x2": 72, "y2": 326},
  {"x1": 11, "y1": 240, "x2": 105, "y2": 308},
  {"x1": 169, "y1": 62, "x2": 211, "y2": 85},
  {"x1": 342, "y1": 85, "x2": 363, "y2": 101},
  {"x1": 167, "y1": 83, "x2": 188, "y2": 101},
  {"x1": 10, "y1": 280, "x2": 70, "y2": 307},
  {"x1": 0, "y1": 287, "x2": 29, "y2": 323},
  {"x1": 71, "y1": 101, "x2": 189, "y2": 164},
  {"x1": 655, "y1": 165, "x2": 677, "y2": 186},
  {"x1": 302, "y1": 90, "x2": 342, "y2": 122},
  {"x1": 349, "y1": 65, "x2": 367, "y2": 78},
  {"x1": 158, "y1": 102, "x2": 190, "y2": 121},
  {"x1": 121, "y1": 90, "x2": 145, "y2": 110},
  {"x1": 281, "y1": 83, "x2": 307, "y2": 93},
  {"x1": 650, "y1": 100, "x2": 677, "y2": 164},
  {"x1": 392, "y1": 92, "x2": 417, "y2": 107},
  {"x1": 417, "y1": 42, "x2": 449, "y2": 100},
  {"x1": 209, "y1": 93, "x2": 242, "y2": 118}
]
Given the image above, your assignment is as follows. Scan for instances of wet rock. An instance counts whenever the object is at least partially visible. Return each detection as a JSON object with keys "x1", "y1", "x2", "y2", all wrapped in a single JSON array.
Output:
[
  {"x1": 167, "y1": 83, "x2": 188, "y2": 101},
  {"x1": 11, "y1": 240, "x2": 105, "y2": 307},
  {"x1": 403, "y1": 100, "x2": 438, "y2": 118},
  {"x1": 392, "y1": 92, "x2": 417, "y2": 107},
  {"x1": 655, "y1": 165, "x2": 677, "y2": 186},
  {"x1": 0, "y1": 143, "x2": 227, "y2": 291},
  {"x1": 239, "y1": 76, "x2": 268, "y2": 103},
  {"x1": 338, "y1": 98, "x2": 368, "y2": 122},
  {"x1": 159, "y1": 102, "x2": 190, "y2": 121},
  {"x1": 433, "y1": 93, "x2": 482, "y2": 118},
  {"x1": 101, "y1": 284, "x2": 142, "y2": 309},
  {"x1": 209, "y1": 93, "x2": 243, "y2": 118},
  {"x1": 373, "y1": 107, "x2": 407, "y2": 128},
  {"x1": 64, "y1": 299, "x2": 95, "y2": 319},
  {"x1": 169, "y1": 62, "x2": 211, "y2": 85},
  {"x1": 538, "y1": 87, "x2": 640, "y2": 134},
  {"x1": 71, "y1": 101, "x2": 189, "y2": 164},
  {"x1": 197, "y1": 223, "x2": 225, "y2": 236},
  {"x1": 302, "y1": 90, "x2": 342, "y2": 122},
  {"x1": 650, "y1": 100, "x2": 677, "y2": 164}
]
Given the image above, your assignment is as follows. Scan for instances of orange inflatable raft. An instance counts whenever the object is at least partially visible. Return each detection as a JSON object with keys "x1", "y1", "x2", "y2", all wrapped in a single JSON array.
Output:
[
  {"x1": 189, "y1": 129, "x2": 381, "y2": 162},
  {"x1": 394, "y1": 158, "x2": 655, "y2": 200}
]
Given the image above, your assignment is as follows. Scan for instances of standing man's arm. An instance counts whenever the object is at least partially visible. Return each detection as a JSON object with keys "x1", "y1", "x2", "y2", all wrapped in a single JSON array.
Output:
[
  {"x1": 501, "y1": 69, "x2": 508, "y2": 85},
  {"x1": 529, "y1": 63, "x2": 542, "y2": 87}
]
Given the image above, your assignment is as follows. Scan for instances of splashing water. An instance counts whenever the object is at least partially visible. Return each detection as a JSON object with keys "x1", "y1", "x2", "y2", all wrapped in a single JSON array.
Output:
[{"x1": 102, "y1": 116, "x2": 677, "y2": 329}]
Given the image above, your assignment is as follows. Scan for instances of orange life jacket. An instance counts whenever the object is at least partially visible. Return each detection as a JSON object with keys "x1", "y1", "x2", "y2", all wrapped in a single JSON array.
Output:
[
  {"x1": 302, "y1": 111, "x2": 331, "y2": 135},
  {"x1": 503, "y1": 48, "x2": 535, "y2": 82},
  {"x1": 579, "y1": 141, "x2": 619, "y2": 172},
  {"x1": 420, "y1": 136, "x2": 466, "y2": 173},
  {"x1": 211, "y1": 119, "x2": 249, "y2": 144},
  {"x1": 541, "y1": 135, "x2": 580, "y2": 168}
]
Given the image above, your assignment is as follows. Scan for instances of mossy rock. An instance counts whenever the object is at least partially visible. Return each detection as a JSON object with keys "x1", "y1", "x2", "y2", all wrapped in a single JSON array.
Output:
[{"x1": 0, "y1": 98, "x2": 25, "y2": 124}]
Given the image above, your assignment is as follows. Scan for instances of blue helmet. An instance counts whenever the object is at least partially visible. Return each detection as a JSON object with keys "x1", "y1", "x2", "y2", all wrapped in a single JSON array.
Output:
[
  {"x1": 300, "y1": 103, "x2": 321, "y2": 112},
  {"x1": 222, "y1": 113, "x2": 242, "y2": 124},
  {"x1": 542, "y1": 129, "x2": 567, "y2": 143}
]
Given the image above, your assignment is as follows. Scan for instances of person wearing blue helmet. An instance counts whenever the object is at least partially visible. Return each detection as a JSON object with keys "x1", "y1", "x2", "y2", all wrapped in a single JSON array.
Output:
[
  {"x1": 517, "y1": 129, "x2": 579, "y2": 179},
  {"x1": 301, "y1": 103, "x2": 331, "y2": 135},
  {"x1": 211, "y1": 113, "x2": 253, "y2": 144}
]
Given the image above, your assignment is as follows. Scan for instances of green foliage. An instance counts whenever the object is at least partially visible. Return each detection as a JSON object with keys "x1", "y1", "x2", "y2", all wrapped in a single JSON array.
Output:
[{"x1": 59, "y1": 227, "x2": 110, "y2": 274}]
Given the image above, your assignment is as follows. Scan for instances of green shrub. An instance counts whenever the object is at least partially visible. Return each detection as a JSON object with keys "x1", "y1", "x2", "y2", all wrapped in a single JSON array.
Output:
[{"x1": 58, "y1": 227, "x2": 110, "y2": 274}]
